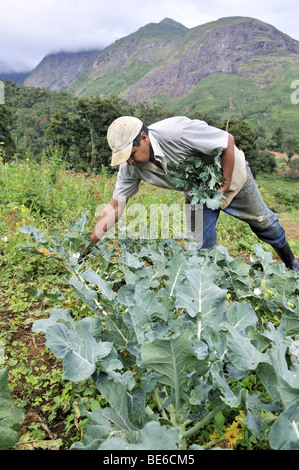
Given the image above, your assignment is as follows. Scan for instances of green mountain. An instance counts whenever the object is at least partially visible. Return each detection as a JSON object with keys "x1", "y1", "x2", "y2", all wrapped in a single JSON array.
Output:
[
  {"x1": 24, "y1": 49, "x2": 101, "y2": 91},
  {"x1": 24, "y1": 17, "x2": 299, "y2": 136},
  {"x1": 0, "y1": 70, "x2": 29, "y2": 84}
]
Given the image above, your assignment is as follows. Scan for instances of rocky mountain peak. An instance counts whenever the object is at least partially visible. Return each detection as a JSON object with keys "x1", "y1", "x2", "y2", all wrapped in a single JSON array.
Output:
[
  {"x1": 158, "y1": 17, "x2": 188, "y2": 31},
  {"x1": 22, "y1": 16, "x2": 299, "y2": 137}
]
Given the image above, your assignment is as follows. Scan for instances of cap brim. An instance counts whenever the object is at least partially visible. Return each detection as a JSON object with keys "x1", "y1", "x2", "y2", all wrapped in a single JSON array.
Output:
[{"x1": 111, "y1": 141, "x2": 133, "y2": 166}]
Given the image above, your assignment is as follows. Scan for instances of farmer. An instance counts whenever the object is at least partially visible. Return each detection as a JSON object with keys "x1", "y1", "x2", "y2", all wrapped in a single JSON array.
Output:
[{"x1": 89, "y1": 116, "x2": 299, "y2": 272}]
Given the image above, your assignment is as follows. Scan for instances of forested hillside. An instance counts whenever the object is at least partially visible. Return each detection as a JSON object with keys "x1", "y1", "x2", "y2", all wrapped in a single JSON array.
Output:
[
  {"x1": 2, "y1": 79, "x2": 298, "y2": 177},
  {"x1": 1, "y1": 80, "x2": 173, "y2": 171}
]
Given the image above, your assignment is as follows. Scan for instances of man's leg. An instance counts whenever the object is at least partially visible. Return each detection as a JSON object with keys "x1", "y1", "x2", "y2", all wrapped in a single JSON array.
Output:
[
  {"x1": 272, "y1": 242, "x2": 299, "y2": 271},
  {"x1": 185, "y1": 198, "x2": 220, "y2": 249},
  {"x1": 224, "y1": 164, "x2": 299, "y2": 271}
]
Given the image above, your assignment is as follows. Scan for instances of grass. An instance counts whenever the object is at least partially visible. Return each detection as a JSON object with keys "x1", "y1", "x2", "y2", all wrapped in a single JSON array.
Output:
[
  {"x1": 1, "y1": 152, "x2": 298, "y2": 449},
  {"x1": 256, "y1": 172, "x2": 299, "y2": 254},
  {"x1": 256, "y1": 172, "x2": 299, "y2": 208}
]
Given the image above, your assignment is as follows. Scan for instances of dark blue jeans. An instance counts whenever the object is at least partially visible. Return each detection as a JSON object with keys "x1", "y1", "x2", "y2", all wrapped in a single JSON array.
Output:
[{"x1": 186, "y1": 164, "x2": 286, "y2": 250}]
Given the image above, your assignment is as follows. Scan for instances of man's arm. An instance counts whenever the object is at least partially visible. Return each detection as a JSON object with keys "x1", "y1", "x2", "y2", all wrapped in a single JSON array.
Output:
[
  {"x1": 219, "y1": 133, "x2": 235, "y2": 194},
  {"x1": 89, "y1": 197, "x2": 126, "y2": 244}
]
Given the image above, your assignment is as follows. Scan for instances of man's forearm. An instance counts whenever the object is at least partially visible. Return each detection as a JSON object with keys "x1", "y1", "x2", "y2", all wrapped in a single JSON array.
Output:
[
  {"x1": 219, "y1": 133, "x2": 235, "y2": 194},
  {"x1": 89, "y1": 198, "x2": 126, "y2": 244}
]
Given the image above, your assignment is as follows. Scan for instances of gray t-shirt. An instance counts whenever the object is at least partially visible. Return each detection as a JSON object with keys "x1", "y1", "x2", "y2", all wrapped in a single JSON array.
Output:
[{"x1": 112, "y1": 116, "x2": 246, "y2": 208}]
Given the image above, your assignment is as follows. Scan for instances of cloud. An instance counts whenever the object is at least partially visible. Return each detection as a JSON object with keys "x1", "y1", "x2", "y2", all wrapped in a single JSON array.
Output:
[
  {"x1": 0, "y1": 0, "x2": 143, "y2": 69},
  {"x1": 0, "y1": 0, "x2": 298, "y2": 71}
]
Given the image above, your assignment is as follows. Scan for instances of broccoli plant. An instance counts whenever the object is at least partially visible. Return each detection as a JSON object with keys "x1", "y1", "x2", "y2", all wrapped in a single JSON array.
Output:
[
  {"x1": 20, "y1": 213, "x2": 299, "y2": 450},
  {"x1": 165, "y1": 148, "x2": 227, "y2": 210}
]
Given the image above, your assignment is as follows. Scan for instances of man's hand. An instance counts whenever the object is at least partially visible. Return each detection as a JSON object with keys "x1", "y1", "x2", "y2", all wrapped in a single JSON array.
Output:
[
  {"x1": 89, "y1": 198, "x2": 126, "y2": 244},
  {"x1": 78, "y1": 241, "x2": 94, "y2": 261},
  {"x1": 218, "y1": 181, "x2": 230, "y2": 194},
  {"x1": 80, "y1": 247, "x2": 91, "y2": 257}
]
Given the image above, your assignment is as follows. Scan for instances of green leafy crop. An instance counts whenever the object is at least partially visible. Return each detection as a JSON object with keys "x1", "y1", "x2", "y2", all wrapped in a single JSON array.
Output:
[
  {"x1": 19, "y1": 213, "x2": 299, "y2": 450},
  {"x1": 0, "y1": 366, "x2": 25, "y2": 450},
  {"x1": 165, "y1": 147, "x2": 227, "y2": 210}
]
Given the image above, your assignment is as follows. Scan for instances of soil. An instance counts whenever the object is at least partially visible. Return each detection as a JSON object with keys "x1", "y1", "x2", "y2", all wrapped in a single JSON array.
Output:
[
  {"x1": 0, "y1": 296, "x2": 76, "y2": 450},
  {"x1": 281, "y1": 217, "x2": 299, "y2": 244}
]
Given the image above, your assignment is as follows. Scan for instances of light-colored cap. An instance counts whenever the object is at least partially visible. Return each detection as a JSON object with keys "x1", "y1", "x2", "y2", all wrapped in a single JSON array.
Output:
[{"x1": 107, "y1": 116, "x2": 143, "y2": 166}]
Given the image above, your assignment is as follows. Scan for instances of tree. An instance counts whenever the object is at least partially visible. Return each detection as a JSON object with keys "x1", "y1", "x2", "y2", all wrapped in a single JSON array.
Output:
[
  {"x1": 256, "y1": 150, "x2": 277, "y2": 174},
  {"x1": 3, "y1": 79, "x2": 76, "y2": 159},
  {"x1": 0, "y1": 105, "x2": 16, "y2": 158},
  {"x1": 47, "y1": 97, "x2": 121, "y2": 172},
  {"x1": 134, "y1": 102, "x2": 172, "y2": 125},
  {"x1": 76, "y1": 97, "x2": 120, "y2": 171},
  {"x1": 283, "y1": 137, "x2": 297, "y2": 159},
  {"x1": 47, "y1": 109, "x2": 90, "y2": 169},
  {"x1": 221, "y1": 118, "x2": 260, "y2": 176},
  {"x1": 269, "y1": 127, "x2": 284, "y2": 152}
]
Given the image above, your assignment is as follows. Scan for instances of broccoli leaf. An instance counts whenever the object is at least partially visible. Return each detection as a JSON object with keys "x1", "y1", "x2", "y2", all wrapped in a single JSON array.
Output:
[{"x1": 165, "y1": 148, "x2": 227, "y2": 210}]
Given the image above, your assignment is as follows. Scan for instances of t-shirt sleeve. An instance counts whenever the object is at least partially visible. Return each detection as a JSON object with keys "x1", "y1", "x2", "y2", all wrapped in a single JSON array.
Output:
[
  {"x1": 112, "y1": 163, "x2": 141, "y2": 202},
  {"x1": 180, "y1": 118, "x2": 229, "y2": 155}
]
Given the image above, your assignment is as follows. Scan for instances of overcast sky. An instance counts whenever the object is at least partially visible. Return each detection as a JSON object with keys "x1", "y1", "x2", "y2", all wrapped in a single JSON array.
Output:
[{"x1": 1, "y1": 0, "x2": 299, "y2": 71}]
